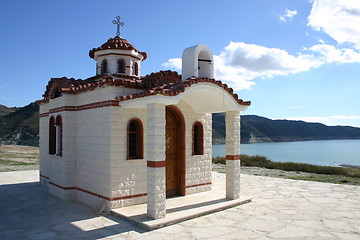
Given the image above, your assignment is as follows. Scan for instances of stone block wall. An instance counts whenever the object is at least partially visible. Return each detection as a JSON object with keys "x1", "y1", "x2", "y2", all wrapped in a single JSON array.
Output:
[
  {"x1": 109, "y1": 107, "x2": 148, "y2": 208},
  {"x1": 177, "y1": 101, "x2": 212, "y2": 195},
  {"x1": 39, "y1": 86, "x2": 214, "y2": 210}
]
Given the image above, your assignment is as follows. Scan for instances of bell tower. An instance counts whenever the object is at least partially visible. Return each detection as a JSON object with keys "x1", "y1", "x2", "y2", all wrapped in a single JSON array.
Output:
[
  {"x1": 181, "y1": 44, "x2": 214, "y2": 80},
  {"x1": 89, "y1": 16, "x2": 147, "y2": 77}
]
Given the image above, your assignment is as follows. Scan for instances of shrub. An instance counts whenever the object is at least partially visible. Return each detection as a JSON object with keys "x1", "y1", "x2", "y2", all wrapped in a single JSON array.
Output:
[{"x1": 212, "y1": 154, "x2": 360, "y2": 178}]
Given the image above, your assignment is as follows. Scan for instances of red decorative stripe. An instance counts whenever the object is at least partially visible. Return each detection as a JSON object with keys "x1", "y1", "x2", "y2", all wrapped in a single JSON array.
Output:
[
  {"x1": 40, "y1": 100, "x2": 119, "y2": 118},
  {"x1": 97, "y1": 53, "x2": 143, "y2": 61},
  {"x1": 39, "y1": 112, "x2": 49, "y2": 118},
  {"x1": 49, "y1": 182, "x2": 147, "y2": 201},
  {"x1": 226, "y1": 155, "x2": 240, "y2": 160},
  {"x1": 40, "y1": 174, "x2": 49, "y2": 179},
  {"x1": 111, "y1": 193, "x2": 147, "y2": 201},
  {"x1": 49, "y1": 106, "x2": 76, "y2": 114},
  {"x1": 75, "y1": 187, "x2": 110, "y2": 201},
  {"x1": 49, "y1": 182, "x2": 76, "y2": 190},
  {"x1": 186, "y1": 182, "x2": 212, "y2": 188},
  {"x1": 147, "y1": 160, "x2": 166, "y2": 168}
]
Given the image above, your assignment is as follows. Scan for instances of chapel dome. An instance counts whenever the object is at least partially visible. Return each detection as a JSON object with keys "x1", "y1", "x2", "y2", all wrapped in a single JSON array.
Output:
[{"x1": 89, "y1": 36, "x2": 147, "y2": 60}]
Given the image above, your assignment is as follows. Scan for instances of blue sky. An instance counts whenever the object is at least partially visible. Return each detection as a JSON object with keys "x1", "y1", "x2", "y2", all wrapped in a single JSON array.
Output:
[{"x1": 1, "y1": 0, "x2": 359, "y2": 127}]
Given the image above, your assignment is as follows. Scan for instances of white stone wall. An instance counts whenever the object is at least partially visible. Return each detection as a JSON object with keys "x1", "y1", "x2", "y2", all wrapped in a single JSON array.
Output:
[
  {"x1": 109, "y1": 107, "x2": 147, "y2": 208},
  {"x1": 39, "y1": 86, "x2": 213, "y2": 210},
  {"x1": 176, "y1": 101, "x2": 212, "y2": 195},
  {"x1": 96, "y1": 54, "x2": 141, "y2": 76},
  {"x1": 39, "y1": 86, "x2": 145, "y2": 209},
  {"x1": 226, "y1": 111, "x2": 241, "y2": 199},
  {"x1": 39, "y1": 104, "x2": 50, "y2": 187}
]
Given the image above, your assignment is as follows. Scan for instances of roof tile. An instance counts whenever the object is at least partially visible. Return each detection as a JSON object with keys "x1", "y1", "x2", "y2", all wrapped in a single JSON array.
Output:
[{"x1": 38, "y1": 71, "x2": 250, "y2": 106}]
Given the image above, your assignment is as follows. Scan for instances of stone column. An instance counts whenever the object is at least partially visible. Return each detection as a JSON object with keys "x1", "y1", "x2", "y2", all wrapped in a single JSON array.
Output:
[
  {"x1": 146, "y1": 103, "x2": 166, "y2": 219},
  {"x1": 225, "y1": 111, "x2": 241, "y2": 199}
]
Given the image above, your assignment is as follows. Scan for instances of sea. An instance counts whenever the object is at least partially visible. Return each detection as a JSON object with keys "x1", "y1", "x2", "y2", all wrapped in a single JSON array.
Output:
[{"x1": 212, "y1": 139, "x2": 360, "y2": 167}]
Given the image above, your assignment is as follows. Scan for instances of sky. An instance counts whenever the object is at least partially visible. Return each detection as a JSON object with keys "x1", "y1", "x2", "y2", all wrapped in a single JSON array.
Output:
[{"x1": 1, "y1": 0, "x2": 359, "y2": 127}]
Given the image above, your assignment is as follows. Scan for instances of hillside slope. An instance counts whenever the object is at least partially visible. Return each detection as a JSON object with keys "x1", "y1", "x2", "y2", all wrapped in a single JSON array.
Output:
[
  {"x1": 0, "y1": 104, "x2": 19, "y2": 117},
  {"x1": 0, "y1": 103, "x2": 39, "y2": 146},
  {"x1": 1, "y1": 103, "x2": 360, "y2": 146},
  {"x1": 213, "y1": 113, "x2": 360, "y2": 144}
]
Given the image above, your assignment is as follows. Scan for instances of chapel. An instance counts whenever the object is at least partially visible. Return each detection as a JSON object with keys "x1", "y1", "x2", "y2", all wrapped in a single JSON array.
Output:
[{"x1": 38, "y1": 17, "x2": 250, "y2": 219}]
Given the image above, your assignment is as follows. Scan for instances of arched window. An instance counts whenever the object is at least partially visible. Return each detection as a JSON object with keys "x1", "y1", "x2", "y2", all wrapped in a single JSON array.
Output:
[
  {"x1": 49, "y1": 116, "x2": 56, "y2": 155},
  {"x1": 192, "y1": 121, "x2": 204, "y2": 155},
  {"x1": 101, "y1": 59, "x2": 108, "y2": 74},
  {"x1": 127, "y1": 118, "x2": 143, "y2": 159},
  {"x1": 49, "y1": 115, "x2": 62, "y2": 156},
  {"x1": 55, "y1": 115, "x2": 62, "y2": 156},
  {"x1": 117, "y1": 59, "x2": 125, "y2": 74},
  {"x1": 133, "y1": 62, "x2": 139, "y2": 76}
]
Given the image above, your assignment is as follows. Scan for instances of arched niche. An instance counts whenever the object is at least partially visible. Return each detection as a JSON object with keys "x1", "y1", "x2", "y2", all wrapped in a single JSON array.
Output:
[{"x1": 182, "y1": 44, "x2": 214, "y2": 80}]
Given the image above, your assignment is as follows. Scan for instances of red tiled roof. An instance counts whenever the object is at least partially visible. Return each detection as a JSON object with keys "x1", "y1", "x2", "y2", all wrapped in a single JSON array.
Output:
[
  {"x1": 38, "y1": 71, "x2": 251, "y2": 106},
  {"x1": 89, "y1": 36, "x2": 147, "y2": 60}
]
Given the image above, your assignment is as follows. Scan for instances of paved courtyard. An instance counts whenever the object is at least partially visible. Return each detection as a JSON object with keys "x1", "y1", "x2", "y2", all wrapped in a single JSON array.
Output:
[{"x1": 0, "y1": 170, "x2": 359, "y2": 240}]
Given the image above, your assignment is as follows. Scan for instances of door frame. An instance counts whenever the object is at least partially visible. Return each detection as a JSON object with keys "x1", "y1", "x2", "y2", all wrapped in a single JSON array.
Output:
[{"x1": 166, "y1": 105, "x2": 186, "y2": 196}]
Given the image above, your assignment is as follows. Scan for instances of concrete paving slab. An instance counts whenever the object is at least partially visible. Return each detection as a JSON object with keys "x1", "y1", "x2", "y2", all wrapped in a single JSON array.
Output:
[
  {"x1": 1, "y1": 170, "x2": 360, "y2": 239},
  {"x1": 111, "y1": 194, "x2": 251, "y2": 230}
]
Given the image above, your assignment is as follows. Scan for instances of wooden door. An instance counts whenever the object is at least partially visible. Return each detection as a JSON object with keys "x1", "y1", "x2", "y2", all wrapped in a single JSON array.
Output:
[{"x1": 166, "y1": 109, "x2": 179, "y2": 197}]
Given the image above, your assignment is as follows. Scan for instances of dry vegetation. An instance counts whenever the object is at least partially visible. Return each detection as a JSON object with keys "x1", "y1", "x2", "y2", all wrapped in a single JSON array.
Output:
[
  {"x1": 214, "y1": 155, "x2": 360, "y2": 185},
  {"x1": 0, "y1": 145, "x2": 39, "y2": 172},
  {"x1": 1, "y1": 145, "x2": 359, "y2": 186}
]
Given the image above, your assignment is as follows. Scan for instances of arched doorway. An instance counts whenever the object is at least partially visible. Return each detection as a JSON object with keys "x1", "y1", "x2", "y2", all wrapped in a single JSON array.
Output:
[{"x1": 165, "y1": 106, "x2": 185, "y2": 197}]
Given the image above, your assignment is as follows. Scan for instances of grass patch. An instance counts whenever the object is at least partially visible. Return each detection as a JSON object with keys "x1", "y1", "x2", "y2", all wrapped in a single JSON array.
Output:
[
  {"x1": 213, "y1": 155, "x2": 360, "y2": 178},
  {"x1": 0, "y1": 159, "x2": 37, "y2": 166},
  {"x1": 287, "y1": 175, "x2": 360, "y2": 185}
]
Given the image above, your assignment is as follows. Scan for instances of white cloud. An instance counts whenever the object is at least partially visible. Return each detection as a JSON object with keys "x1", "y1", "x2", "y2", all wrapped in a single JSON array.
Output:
[
  {"x1": 215, "y1": 42, "x2": 322, "y2": 90},
  {"x1": 308, "y1": 0, "x2": 360, "y2": 49},
  {"x1": 279, "y1": 9, "x2": 298, "y2": 22},
  {"x1": 309, "y1": 43, "x2": 360, "y2": 63},
  {"x1": 162, "y1": 41, "x2": 323, "y2": 91},
  {"x1": 221, "y1": 42, "x2": 322, "y2": 75},
  {"x1": 162, "y1": 58, "x2": 182, "y2": 70}
]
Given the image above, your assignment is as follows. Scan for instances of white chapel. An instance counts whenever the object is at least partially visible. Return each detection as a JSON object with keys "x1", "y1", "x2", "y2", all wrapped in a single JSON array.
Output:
[{"x1": 38, "y1": 17, "x2": 250, "y2": 219}]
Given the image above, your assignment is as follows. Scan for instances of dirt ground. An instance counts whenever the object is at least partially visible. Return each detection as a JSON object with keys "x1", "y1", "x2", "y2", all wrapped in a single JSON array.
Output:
[
  {"x1": 0, "y1": 145, "x2": 39, "y2": 172},
  {"x1": 1, "y1": 145, "x2": 358, "y2": 185}
]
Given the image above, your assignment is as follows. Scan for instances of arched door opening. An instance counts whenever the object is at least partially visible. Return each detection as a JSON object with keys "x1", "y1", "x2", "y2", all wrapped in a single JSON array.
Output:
[{"x1": 165, "y1": 106, "x2": 185, "y2": 197}]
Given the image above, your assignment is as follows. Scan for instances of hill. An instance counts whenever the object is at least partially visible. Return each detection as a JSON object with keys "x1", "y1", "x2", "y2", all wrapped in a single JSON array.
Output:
[
  {"x1": 1, "y1": 103, "x2": 360, "y2": 146},
  {"x1": 213, "y1": 113, "x2": 360, "y2": 144},
  {"x1": 0, "y1": 103, "x2": 39, "y2": 146},
  {"x1": 0, "y1": 104, "x2": 19, "y2": 117}
]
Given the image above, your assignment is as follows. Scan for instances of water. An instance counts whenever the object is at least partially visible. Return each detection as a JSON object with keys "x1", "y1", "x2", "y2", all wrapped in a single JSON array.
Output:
[{"x1": 212, "y1": 140, "x2": 360, "y2": 167}]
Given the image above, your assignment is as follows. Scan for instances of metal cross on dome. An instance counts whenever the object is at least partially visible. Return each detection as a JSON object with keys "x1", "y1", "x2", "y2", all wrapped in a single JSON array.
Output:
[{"x1": 112, "y1": 16, "x2": 124, "y2": 37}]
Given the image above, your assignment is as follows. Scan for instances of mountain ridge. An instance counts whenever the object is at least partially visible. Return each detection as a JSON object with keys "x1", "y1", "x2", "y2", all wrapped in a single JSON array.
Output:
[
  {"x1": 1, "y1": 103, "x2": 360, "y2": 146},
  {"x1": 213, "y1": 113, "x2": 360, "y2": 144}
]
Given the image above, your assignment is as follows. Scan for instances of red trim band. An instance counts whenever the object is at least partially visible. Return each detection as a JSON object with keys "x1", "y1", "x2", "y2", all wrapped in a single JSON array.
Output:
[
  {"x1": 49, "y1": 182, "x2": 76, "y2": 190},
  {"x1": 147, "y1": 160, "x2": 166, "y2": 168},
  {"x1": 186, "y1": 182, "x2": 212, "y2": 188},
  {"x1": 39, "y1": 112, "x2": 49, "y2": 118},
  {"x1": 111, "y1": 193, "x2": 147, "y2": 201},
  {"x1": 40, "y1": 174, "x2": 49, "y2": 179},
  {"x1": 49, "y1": 181, "x2": 147, "y2": 201},
  {"x1": 97, "y1": 53, "x2": 143, "y2": 61},
  {"x1": 40, "y1": 100, "x2": 119, "y2": 118},
  {"x1": 226, "y1": 155, "x2": 240, "y2": 160}
]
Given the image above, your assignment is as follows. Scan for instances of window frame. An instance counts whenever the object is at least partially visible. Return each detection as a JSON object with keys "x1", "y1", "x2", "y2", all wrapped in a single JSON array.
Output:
[
  {"x1": 117, "y1": 58, "x2": 125, "y2": 74},
  {"x1": 127, "y1": 118, "x2": 144, "y2": 160},
  {"x1": 101, "y1": 59, "x2": 108, "y2": 74},
  {"x1": 49, "y1": 116, "x2": 56, "y2": 155},
  {"x1": 55, "y1": 115, "x2": 62, "y2": 156},
  {"x1": 49, "y1": 115, "x2": 62, "y2": 156},
  {"x1": 192, "y1": 121, "x2": 204, "y2": 155},
  {"x1": 133, "y1": 62, "x2": 139, "y2": 76}
]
